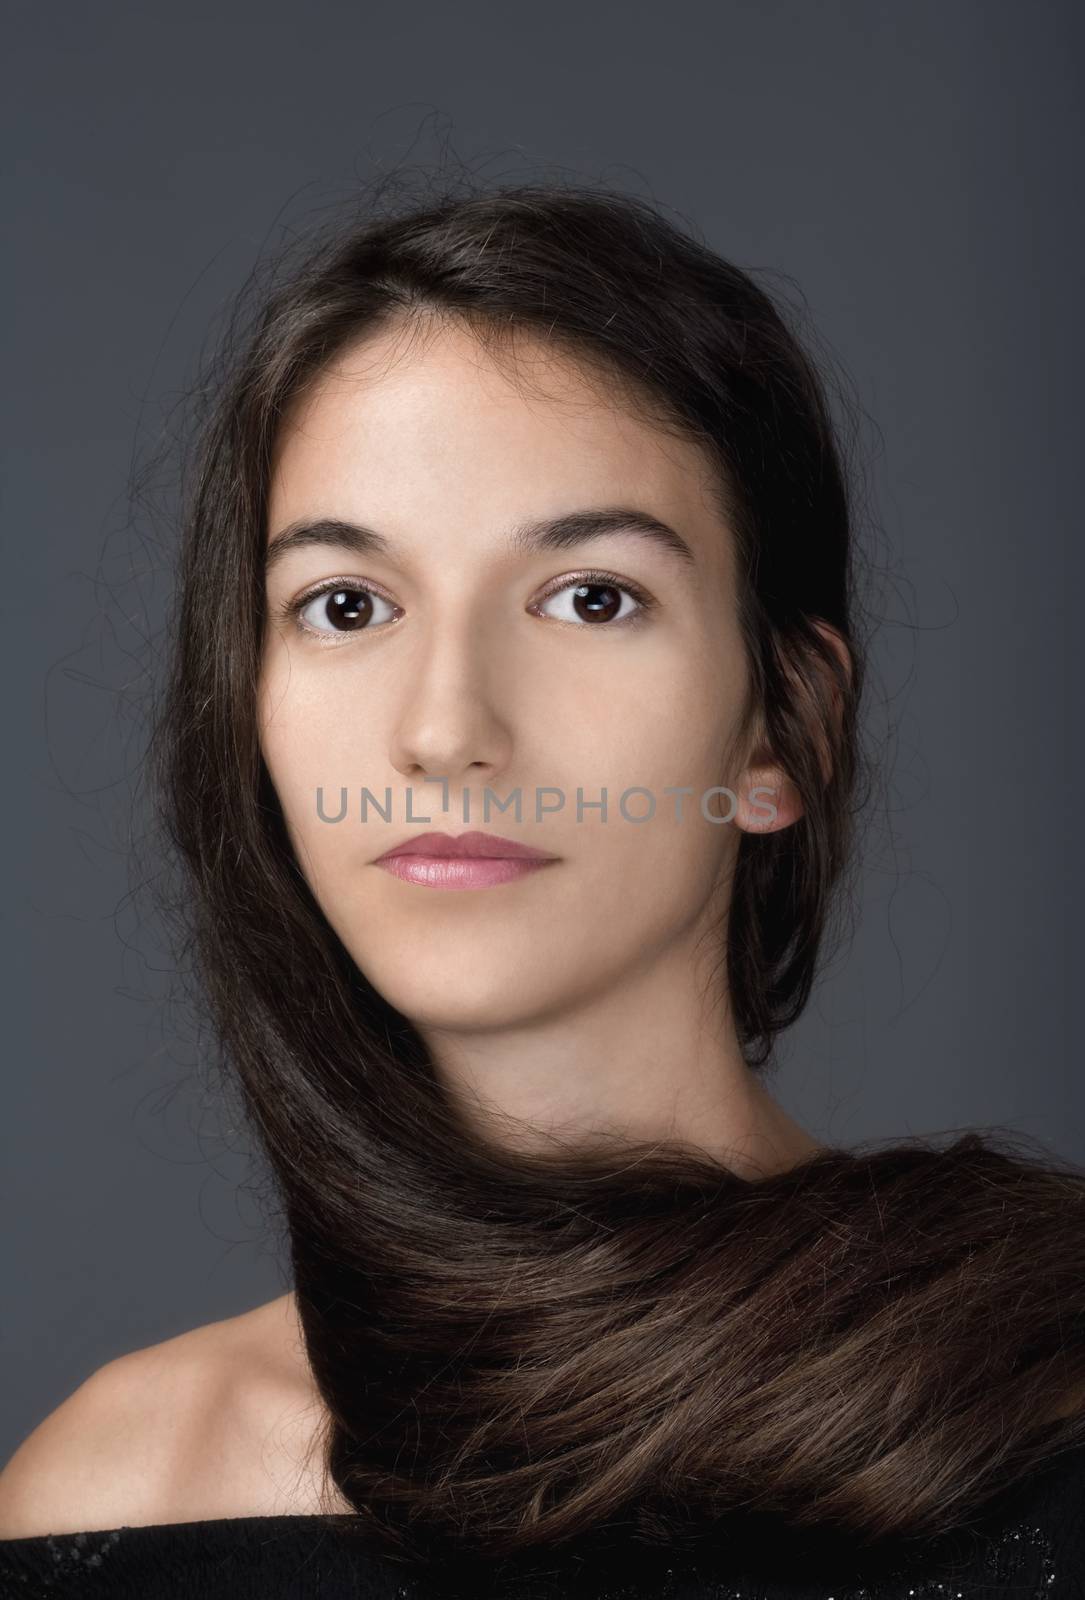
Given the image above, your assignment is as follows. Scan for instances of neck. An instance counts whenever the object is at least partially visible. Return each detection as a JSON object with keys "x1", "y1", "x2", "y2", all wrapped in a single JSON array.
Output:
[{"x1": 419, "y1": 934, "x2": 821, "y2": 1180}]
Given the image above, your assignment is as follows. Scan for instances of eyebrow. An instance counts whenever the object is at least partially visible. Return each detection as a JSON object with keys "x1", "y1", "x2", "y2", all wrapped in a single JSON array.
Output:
[{"x1": 264, "y1": 507, "x2": 697, "y2": 575}]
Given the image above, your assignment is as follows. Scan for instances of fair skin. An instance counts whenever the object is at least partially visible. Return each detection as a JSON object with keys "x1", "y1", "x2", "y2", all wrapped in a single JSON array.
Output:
[
  {"x1": 258, "y1": 317, "x2": 823, "y2": 1177},
  {"x1": 1, "y1": 318, "x2": 832, "y2": 1536}
]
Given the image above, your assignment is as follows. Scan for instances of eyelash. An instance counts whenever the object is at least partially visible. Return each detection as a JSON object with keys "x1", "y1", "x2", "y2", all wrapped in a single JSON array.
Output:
[{"x1": 277, "y1": 569, "x2": 657, "y2": 643}]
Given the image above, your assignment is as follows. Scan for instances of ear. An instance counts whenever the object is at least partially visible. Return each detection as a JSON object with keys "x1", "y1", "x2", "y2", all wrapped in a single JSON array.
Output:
[
  {"x1": 805, "y1": 619, "x2": 852, "y2": 784},
  {"x1": 732, "y1": 620, "x2": 852, "y2": 836},
  {"x1": 731, "y1": 764, "x2": 803, "y2": 835}
]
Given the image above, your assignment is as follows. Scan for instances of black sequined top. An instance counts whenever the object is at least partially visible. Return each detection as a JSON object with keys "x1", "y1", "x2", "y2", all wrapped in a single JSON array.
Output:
[{"x1": 1, "y1": 1442, "x2": 1083, "y2": 1599}]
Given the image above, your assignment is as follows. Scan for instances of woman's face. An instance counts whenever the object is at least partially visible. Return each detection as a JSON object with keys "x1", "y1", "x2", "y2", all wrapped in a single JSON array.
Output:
[{"x1": 259, "y1": 320, "x2": 775, "y2": 1037}]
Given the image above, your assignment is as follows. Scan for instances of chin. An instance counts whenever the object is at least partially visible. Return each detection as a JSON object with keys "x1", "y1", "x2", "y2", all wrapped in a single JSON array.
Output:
[{"x1": 362, "y1": 966, "x2": 566, "y2": 1034}]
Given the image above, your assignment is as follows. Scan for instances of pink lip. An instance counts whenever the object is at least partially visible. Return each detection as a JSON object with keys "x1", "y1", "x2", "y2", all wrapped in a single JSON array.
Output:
[
  {"x1": 376, "y1": 830, "x2": 556, "y2": 861},
  {"x1": 373, "y1": 830, "x2": 560, "y2": 892}
]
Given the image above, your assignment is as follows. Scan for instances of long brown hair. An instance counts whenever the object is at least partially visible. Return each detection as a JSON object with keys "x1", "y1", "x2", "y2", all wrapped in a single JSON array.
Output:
[{"x1": 149, "y1": 173, "x2": 1085, "y2": 1572}]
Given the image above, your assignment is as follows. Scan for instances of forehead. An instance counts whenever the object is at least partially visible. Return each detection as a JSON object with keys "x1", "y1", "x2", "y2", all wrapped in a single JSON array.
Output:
[{"x1": 267, "y1": 321, "x2": 728, "y2": 549}]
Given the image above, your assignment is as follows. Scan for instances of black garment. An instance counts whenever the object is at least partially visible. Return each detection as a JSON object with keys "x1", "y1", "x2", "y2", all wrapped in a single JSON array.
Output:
[{"x1": 1, "y1": 1442, "x2": 1083, "y2": 1599}]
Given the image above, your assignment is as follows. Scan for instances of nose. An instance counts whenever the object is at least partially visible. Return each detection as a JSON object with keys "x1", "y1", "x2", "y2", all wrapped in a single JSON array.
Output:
[{"x1": 387, "y1": 618, "x2": 515, "y2": 791}]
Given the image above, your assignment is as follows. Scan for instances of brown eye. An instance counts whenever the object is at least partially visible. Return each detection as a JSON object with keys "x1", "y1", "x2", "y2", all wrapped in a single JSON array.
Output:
[
  {"x1": 534, "y1": 576, "x2": 646, "y2": 627},
  {"x1": 296, "y1": 586, "x2": 398, "y2": 635}
]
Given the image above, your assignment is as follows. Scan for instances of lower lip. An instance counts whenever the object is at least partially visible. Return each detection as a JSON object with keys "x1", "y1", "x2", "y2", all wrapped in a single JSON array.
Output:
[{"x1": 374, "y1": 855, "x2": 558, "y2": 890}]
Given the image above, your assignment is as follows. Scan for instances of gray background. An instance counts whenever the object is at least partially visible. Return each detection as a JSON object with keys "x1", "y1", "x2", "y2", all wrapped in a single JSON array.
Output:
[{"x1": 3, "y1": 0, "x2": 1082, "y2": 1463}]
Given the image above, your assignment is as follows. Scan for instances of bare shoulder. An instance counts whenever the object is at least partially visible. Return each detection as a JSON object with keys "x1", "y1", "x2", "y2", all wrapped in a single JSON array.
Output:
[
  {"x1": 0, "y1": 1350, "x2": 163, "y2": 1539},
  {"x1": 0, "y1": 1292, "x2": 339, "y2": 1540}
]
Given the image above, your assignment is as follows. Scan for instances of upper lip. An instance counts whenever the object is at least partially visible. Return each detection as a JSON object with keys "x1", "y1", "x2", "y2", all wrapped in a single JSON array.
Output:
[{"x1": 375, "y1": 830, "x2": 558, "y2": 862}]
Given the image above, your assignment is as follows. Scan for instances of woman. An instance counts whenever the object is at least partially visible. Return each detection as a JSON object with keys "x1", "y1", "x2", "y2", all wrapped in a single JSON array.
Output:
[{"x1": 2, "y1": 178, "x2": 1083, "y2": 1598}]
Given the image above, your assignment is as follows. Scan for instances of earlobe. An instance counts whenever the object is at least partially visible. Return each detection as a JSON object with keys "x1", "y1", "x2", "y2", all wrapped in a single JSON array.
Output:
[{"x1": 734, "y1": 765, "x2": 804, "y2": 834}]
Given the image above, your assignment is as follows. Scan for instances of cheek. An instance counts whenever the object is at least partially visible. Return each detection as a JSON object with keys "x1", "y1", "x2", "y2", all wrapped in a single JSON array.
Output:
[
  {"x1": 257, "y1": 661, "x2": 382, "y2": 877},
  {"x1": 559, "y1": 655, "x2": 741, "y2": 905},
  {"x1": 581, "y1": 657, "x2": 739, "y2": 798}
]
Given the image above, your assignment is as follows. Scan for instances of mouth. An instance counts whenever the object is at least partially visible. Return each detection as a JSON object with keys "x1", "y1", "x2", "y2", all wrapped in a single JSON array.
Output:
[{"x1": 372, "y1": 830, "x2": 560, "y2": 892}]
